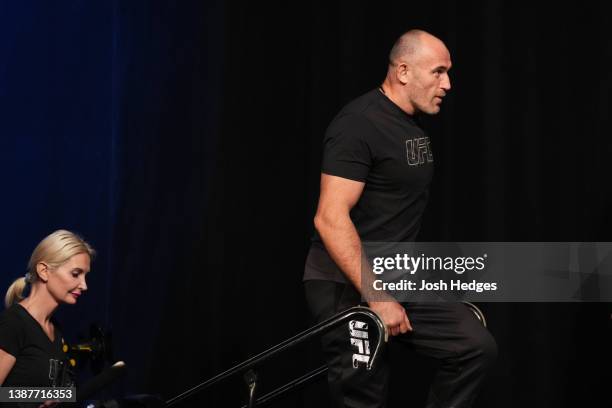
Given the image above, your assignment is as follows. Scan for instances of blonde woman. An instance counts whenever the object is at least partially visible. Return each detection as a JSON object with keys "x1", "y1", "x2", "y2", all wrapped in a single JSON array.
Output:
[{"x1": 0, "y1": 230, "x2": 95, "y2": 388}]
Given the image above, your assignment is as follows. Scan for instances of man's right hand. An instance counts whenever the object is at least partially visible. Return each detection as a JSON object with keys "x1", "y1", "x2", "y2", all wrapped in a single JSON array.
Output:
[{"x1": 369, "y1": 301, "x2": 412, "y2": 336}]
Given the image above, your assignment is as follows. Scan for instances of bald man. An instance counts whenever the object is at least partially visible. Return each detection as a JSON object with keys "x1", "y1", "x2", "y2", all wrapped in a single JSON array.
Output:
[{"x1": 304, "y1": 30, "x2": 497, "y2": 408}]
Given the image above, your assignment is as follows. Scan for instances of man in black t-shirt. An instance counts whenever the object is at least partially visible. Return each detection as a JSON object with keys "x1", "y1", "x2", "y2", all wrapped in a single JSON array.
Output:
[{"x1": 304, "y1": 30, "x2": 497, "y2": 408}]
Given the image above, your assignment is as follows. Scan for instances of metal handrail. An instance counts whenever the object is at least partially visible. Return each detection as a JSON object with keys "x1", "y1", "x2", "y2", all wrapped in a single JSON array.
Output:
[
  {"x1": 240, "y1": 302, "x2": 488, "y2": 408},
  {"x1": 165, "y1": 306, "x2": 387, "y2": 407},
  {"x1": 462, "y1": 301, "x2": 487, "y2": 327},
  {"x1": 239, "y1": 365, "x2": 328, "y2": 408}
]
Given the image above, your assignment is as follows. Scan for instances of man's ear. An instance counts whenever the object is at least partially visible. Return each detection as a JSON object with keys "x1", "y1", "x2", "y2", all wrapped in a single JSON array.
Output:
[
  {"x1": 396, "y1": 62, "x2": 411, "y2": 85},
  {"x1": 36, "y1": 262, "x2": 49, "y2": 283}
]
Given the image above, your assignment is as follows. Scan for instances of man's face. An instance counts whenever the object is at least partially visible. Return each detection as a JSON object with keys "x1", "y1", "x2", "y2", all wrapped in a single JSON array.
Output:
[{"x1": 406, "y1": 40, "x2": 452, "y2": 115}]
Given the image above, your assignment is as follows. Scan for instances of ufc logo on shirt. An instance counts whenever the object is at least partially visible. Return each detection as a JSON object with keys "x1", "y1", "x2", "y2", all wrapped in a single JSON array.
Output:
[{"x1": 406, "y1": 137, "x2": 434, "y2": 166}]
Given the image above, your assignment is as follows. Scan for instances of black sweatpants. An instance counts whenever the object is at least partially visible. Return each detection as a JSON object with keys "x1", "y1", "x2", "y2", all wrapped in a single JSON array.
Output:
[{"x1": 304, "y1": 280, "x2": 497, "y2": 408}]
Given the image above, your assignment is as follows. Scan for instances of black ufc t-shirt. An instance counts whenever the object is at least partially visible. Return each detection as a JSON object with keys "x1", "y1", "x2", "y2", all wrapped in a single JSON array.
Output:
[
  {"x1": 304, "y1": 88, "x2": 434, "y2": 282},
  {"x1": 0, "y1": 304, "x2": 70, "y2": 388}
]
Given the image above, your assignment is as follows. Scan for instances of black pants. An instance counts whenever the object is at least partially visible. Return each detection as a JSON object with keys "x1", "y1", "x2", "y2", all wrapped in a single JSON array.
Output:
[{"x1": 304, "y1": 280, "x2": 497, "y2": 408}]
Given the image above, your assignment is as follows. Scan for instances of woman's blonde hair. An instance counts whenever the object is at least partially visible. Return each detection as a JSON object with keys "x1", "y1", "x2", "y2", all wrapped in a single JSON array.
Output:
[{"x1": 5, "y1": 230, "x2": 95, "y2": 307}]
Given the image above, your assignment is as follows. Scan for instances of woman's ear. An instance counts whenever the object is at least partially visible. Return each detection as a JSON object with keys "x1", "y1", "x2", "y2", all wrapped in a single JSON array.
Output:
[{"x1": 36, "y1": 262, "x2": 49, "y2": 283}]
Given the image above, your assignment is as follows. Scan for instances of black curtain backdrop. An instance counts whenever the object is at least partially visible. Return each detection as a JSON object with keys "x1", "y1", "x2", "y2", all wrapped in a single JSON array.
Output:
[
  {"x1": 2, "y1": 1, "x2": 611, "y2": 407},
  {"x1": 0, "y1": 0, "x2": 113, "y2": 367}
]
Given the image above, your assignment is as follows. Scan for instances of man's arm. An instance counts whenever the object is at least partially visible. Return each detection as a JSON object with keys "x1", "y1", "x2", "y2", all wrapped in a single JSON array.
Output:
[{"x1": 314, "y1": 173, "x2": 412, "y2": 336}]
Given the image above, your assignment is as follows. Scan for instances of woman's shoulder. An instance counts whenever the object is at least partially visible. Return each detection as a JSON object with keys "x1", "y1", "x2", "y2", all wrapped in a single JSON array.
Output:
[
  {"x1": 0, "y1": 304, "x2": 29, "y2": 338},
  {"x1": 0, "y1": 304, "x2": 27, "y2": 325},
  {"x1": 0, "y1": 305, "x2": 28, "y2": 356}
]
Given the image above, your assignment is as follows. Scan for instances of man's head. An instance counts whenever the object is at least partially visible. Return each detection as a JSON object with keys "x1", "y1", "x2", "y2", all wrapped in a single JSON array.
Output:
[{"x1": 384, "y1": 30, "x2": 452, "y2": 115}]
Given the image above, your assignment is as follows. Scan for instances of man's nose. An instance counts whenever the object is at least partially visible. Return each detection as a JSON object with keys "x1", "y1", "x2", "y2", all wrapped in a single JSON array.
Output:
[{"x1": 442, "y1": 73, "x2": 451, "y2": 91}]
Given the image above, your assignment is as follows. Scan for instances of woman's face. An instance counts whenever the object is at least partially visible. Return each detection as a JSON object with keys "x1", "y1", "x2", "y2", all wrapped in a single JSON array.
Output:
[{"x1": 45, "y1": 253, "x2": 90, "y2": 305}]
